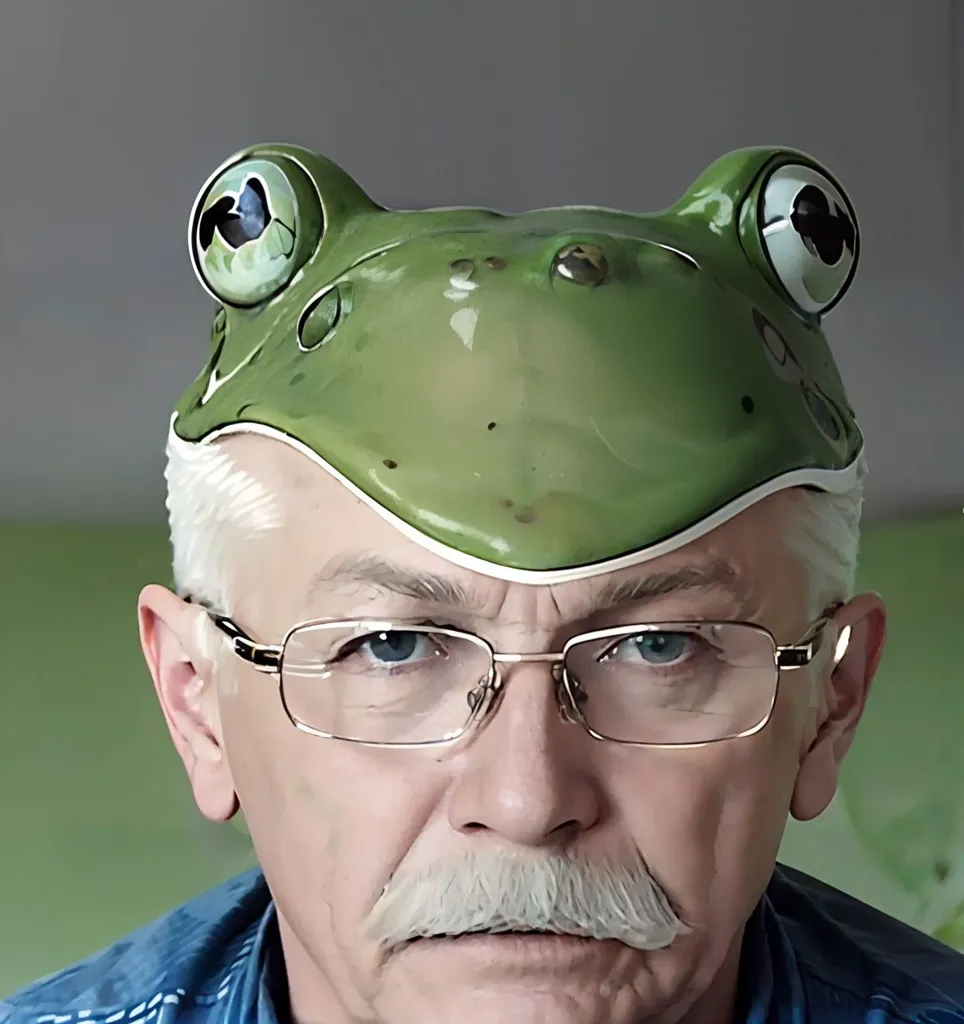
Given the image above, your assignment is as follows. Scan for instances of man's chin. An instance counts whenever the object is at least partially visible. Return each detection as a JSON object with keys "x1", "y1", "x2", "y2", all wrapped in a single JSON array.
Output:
[
  {"x1": 371, "y1": 932, "x2": 653, "y2": 1023},
  {"x1": 374, "y1": 948, "x2": 650, "y2": 1024}
]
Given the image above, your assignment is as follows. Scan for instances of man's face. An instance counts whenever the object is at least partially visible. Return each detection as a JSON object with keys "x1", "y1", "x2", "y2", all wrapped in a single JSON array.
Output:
[{"x1": 140, "y1": 436, "x2": 884, "y2": 1024}]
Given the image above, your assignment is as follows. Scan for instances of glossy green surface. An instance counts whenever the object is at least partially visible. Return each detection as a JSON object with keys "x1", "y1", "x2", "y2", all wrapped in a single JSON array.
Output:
[{"x1": 175, "y1": 145, "x2": 862, "y2": 572}]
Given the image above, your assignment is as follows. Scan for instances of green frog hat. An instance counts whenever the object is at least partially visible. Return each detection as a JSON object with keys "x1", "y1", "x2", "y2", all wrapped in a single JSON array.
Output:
[{"x1": 173, "y1": 144, "x2": 862, "y2": 584}]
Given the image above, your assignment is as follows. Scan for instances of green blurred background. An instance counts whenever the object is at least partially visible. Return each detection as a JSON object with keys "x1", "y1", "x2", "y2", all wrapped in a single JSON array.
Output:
[{"x1": 1, "y1": 513, "x2": 962, "y2": 993}]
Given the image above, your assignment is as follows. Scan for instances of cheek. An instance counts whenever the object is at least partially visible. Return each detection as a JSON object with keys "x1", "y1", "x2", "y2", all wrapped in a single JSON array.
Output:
[
  {"x1": 218, "y1": 678, "x2": 446, "y2": 959},
  {"x1": 607, "y1": 701, "x2": 804, "y2": 932}
]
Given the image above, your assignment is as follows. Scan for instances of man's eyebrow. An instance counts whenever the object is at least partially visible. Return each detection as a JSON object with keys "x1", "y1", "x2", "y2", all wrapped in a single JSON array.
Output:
[
  {"x1": 307, "y1": 553, "x2": 743, "y2": 616},
  {"x1": 592, "y1": 559, "x2": 744, "y2": 612},
  {"x1": 306, "y1": 553, "x2": 489, "y2": 612}
]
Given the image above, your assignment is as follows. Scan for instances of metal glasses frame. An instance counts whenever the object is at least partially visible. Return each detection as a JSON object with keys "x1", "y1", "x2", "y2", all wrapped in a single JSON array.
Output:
[{"x1": 206, "y1": 609, "x2": 838, "y2": 750}]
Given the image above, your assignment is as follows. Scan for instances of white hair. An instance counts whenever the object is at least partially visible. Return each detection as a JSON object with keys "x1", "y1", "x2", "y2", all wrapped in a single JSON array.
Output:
[
  {"x1": 164, "y1": 425, "x2": 285, "y2": 666},
  {"x1": 165, "y1": 424, "x2": 867, "y2": 626},
  {"x1": 784, "y1": 453, "x2": 869, "y2": 614},
  {"x1": 366, "y1": 846, "x2": 687, "y2": 953}
]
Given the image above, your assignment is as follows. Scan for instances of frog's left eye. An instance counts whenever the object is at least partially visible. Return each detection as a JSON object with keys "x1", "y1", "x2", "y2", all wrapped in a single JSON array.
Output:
[
  {"x1": 190, "y1": 155, "x2": 323, "y2": 307},
  {"x1": 757, "y1": 163, "x2": 858, "y2": 316}
]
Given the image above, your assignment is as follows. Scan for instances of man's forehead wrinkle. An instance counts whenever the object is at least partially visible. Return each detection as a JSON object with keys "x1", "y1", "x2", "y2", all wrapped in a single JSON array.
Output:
[{"x1": 306, "y1": 552, "x2": 747, "y2": 621}]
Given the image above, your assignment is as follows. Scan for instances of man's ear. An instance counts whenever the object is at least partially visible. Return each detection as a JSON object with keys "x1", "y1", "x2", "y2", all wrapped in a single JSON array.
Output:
[
  {"x1": 790, "y1": 592, "x2": 887, "y2": 822},
  {"x1": 138, "y1": 584, "x2": 239, "y2": 822}
]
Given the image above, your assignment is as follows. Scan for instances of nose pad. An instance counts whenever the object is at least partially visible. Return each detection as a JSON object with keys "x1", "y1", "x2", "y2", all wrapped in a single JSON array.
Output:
[
  {"x1": 467, "y1": 664, "x2": 584, "y2": 729},
  {"x1": 553, "y1": 666, "x2": 587, "y2": 725},
  {"x1": 466, "y1": 674, "x2": 494, "y2": 718},
  {"x1": 465, "y1": 664, "x2": 505, "y2": 728}
]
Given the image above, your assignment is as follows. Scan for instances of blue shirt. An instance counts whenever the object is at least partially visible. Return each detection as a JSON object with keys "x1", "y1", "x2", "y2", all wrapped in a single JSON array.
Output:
[{"x1": 2, "y1": 864, "x2": 963, "y2": 1023}]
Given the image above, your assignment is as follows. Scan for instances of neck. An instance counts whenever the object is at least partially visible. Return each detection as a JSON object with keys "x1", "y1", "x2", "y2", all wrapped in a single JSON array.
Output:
[{"x1": 673, "y1": 930, "x2": 743, "y2": 1024}]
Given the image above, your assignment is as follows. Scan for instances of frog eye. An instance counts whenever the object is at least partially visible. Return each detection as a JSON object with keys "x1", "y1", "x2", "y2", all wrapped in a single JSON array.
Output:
[
  {"x1": 757, "y1": 163, "x2": 858, "y2": 316},
  {"x1": 190, "y1": 155, "x2": 323, "y2": 307}
]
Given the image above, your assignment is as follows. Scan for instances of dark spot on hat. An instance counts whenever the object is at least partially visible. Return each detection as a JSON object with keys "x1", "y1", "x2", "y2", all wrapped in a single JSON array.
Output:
[
  {"x1": 935, "y1": 859, "x2": 951, "y2": 883},
  {"x1": 383, "y1": 459, "x2": 398, "y2": 469},
  {"x1": 741, "y1": 395, "x2": 755, "y2": 414},
  {"x1": 753, "y1": 308, "x2": 789, "y2": 366},
  {"x1": 485, "y1": 256, "x2": 507, "y2": 270},
  {"x1": 289, "y1": 372, "x2": 305, "y2": 387},
  {"x1": 501, "y1": 498, "x2": 515, "y2": 509},
  {"x1": 487, "y1": 421, "x2": 497, "y2": 430},
  {"x1": 801, "y1": 383, "x2": 841, "y2": 440},
  {"x1": 514, "y1": 508, "x2": 537, "y2": 524}
]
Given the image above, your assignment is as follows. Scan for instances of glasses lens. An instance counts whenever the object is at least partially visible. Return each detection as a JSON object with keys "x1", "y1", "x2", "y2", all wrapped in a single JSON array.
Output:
[
  {"x1": 280, "y1": 623, "x2": 493, "y2": 744},
  {"x1": 565, "y1": 622, "x2": 778, "y2": 744}
]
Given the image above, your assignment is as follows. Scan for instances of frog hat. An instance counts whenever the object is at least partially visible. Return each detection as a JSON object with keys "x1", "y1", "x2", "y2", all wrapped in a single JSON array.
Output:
[{"x1": 174, "y1": 144, "x2": 862, "y2": 584}]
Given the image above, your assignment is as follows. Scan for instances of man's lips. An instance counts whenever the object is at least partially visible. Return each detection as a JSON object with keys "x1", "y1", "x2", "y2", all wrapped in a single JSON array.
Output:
[{"x1": 389, "y1": 929, "x2": 616, "y2": 969}]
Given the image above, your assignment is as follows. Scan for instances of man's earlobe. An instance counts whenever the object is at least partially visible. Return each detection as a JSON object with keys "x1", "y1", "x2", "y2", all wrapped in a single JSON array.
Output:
[
  {"x1": 790, "y1": 593, "x2": 887, "y2": 822},
  {"x1": 138, "y1": 584, "x2": 239, "y2": 822}
]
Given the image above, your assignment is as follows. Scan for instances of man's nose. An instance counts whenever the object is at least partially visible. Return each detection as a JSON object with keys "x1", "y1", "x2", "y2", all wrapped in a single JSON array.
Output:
[{"x1": 445, "y1": 663, "x2": 603, "y2": 847}]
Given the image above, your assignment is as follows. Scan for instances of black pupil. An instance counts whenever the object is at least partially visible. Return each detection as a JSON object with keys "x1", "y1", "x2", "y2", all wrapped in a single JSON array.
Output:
[
  {"x1": 368, "y1": 631, "x2": 420, "y2": 663},
  {"x1": 198, "y1": 178, "x2": 272, "y2": 251},
  {"x1": 790, "y1": 184, "x2": 855, "y2": 266}
]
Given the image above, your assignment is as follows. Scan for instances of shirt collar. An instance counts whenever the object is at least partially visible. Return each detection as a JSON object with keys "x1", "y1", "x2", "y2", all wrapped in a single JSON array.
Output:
[
  {"x1": 221, "y1": 892, "x2": 285, "y2": 1024},
  {"x1": 736, "y1": 883, "x2": 808, "y2": 1024}
]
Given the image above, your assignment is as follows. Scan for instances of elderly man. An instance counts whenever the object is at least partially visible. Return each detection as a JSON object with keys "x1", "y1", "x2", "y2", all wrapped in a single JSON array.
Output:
[{"x1": 4, "y1": 144, "x2": 963, "y2": 1024}]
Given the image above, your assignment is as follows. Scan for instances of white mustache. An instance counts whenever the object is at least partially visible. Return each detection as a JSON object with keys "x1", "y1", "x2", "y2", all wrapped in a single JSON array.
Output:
[{"x1": 365, "y1": 848, "x2": 689, "y2": 953}]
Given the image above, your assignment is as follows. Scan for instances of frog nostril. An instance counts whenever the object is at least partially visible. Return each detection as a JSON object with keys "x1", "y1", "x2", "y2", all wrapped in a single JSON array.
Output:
[
  {"x1": 448, "y1": 258, "x2": 476, "y2": 277},
  {"x1": 298, "y1": 286, "x2": 342, "y2": 352},
  {"x1": 551, "y1": 243, "x2": 608, "y2": 286}
]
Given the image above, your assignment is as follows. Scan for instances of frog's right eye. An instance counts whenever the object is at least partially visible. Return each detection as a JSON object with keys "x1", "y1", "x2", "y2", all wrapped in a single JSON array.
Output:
[
  {"x1": 755, "y1": 162, "x2": 858, "y2": 317},
  {"x1": 190, "y1": 155, "x2": 323, "y2": 307}
]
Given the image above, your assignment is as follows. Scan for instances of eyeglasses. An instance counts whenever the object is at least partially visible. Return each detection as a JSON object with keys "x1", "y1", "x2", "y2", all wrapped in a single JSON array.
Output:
[{"x1": 207, "y1": 611, "x2": 836, "y2": 749}]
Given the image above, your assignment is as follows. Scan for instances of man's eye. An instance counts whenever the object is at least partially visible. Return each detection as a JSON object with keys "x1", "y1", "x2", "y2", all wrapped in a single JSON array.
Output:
[{"x1": 603, "y1": 632, "x2": 696, "y2": 667}]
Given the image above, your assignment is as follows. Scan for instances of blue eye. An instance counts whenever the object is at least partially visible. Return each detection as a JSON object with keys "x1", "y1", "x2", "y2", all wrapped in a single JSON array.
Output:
[
  {"x1": 607, "y1": 632, "x2": 692, "y2": 666},
  {"x1": 344, "y1": 630, "x2": 452, "y2": 671},
  {"x1": 362, "y1": 631, "x2": 430, "y2": 664}
]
